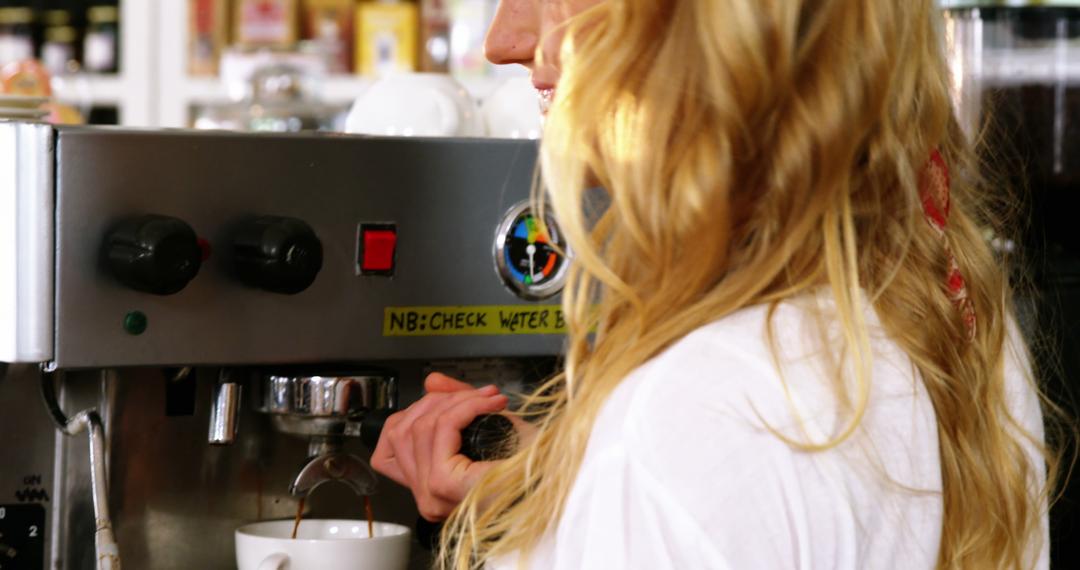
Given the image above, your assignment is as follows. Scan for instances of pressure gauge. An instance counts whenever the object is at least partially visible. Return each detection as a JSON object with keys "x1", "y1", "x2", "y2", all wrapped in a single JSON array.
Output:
[{"x1": 494, "y1": 201, "x2": 570, "y2": 300}]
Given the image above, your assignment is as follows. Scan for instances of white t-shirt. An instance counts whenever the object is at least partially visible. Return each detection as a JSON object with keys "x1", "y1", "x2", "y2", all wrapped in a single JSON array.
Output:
[{"x1": 490, "y1": 297, "x2": 1048, "y2": 569}]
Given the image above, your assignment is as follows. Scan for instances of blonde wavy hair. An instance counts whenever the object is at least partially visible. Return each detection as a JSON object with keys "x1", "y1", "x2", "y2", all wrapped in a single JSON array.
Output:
[{"x1": 442, "y1": 1, "x2": 1059, "y2": 568}]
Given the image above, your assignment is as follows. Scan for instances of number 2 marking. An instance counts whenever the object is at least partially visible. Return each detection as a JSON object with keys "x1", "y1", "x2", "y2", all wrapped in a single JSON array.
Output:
[
  {"x1": 0, "y1": 507, "x2": 6, "y2": 519},
  {"x1": 28, "y1": 525, "x2": 38, "y2": 537}
]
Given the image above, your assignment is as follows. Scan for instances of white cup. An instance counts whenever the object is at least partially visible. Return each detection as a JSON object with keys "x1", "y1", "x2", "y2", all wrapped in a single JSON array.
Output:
[
  {"x1": 345, "y1": 73, "x2": 483, "y2": 137},
  {"x1": 236, "y1": 519, "x2": 411, "y2": 570},
  {"x1": 481, "y1": 77, "x2": 542, "y2": 139}
]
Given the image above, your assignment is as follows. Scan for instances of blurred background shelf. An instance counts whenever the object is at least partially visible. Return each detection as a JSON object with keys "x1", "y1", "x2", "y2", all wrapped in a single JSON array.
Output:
[
  {"x1": 155, "y1": 0, "x2": 513, "y2": 128},
  {"x1": 4, "y1": 0, "x2": 512, "y2": 127},
  {"x1": 168, "y1": 75, "x2": 504, "y2": 103},
  {"x1": 38, "y1": 0, "x2": 154, "y2": 125},
  {"x1": 52, "y1": 73, "x2": 124, "y2": 104}
]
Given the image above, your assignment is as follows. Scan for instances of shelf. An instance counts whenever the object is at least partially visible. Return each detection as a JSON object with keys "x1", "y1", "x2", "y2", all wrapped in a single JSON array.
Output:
[
  {"x1": 181, "y1": 76, "x2": 228, "y2": 103},
  {"x1": 52, "y1": 74, "x2": 126, "y2": 106},
  {"x1": 29, "y1": 1, "x2": 518, "y2": 127},
  {"x1": 178, "y1": 75, "x2": 507, "y2": 106},
  {"x1": 156, "y1": 0, "x2": 516, "y2": 128}
]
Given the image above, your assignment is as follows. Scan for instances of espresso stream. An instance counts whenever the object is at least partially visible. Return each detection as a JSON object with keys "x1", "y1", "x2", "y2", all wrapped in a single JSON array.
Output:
[
  {"x1": 291, "y1": 497, "x2": 305, "y2": 539},
  {"x1": 364, "y1": 495, "x2": 375, "y2": 538},
  {"x1": 290, "y1": 496, "x2": 375, "y2": 539}
]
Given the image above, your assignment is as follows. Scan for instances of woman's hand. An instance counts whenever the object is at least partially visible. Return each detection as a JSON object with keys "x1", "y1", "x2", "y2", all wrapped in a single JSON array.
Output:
[{"x1": 371, "y1": 373, "x2": 510, "y2": 521}]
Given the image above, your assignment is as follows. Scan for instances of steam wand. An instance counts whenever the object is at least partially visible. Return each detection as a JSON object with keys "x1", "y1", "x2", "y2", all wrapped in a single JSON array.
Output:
[{"x1": 40, "y1": 367, "x2": 121, "y2": 570}]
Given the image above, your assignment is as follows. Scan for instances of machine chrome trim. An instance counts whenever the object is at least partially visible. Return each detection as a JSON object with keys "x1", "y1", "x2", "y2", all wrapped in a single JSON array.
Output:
[
  {"x1": 0, "y1": 122, "x2": 54, "y2": 363},
  {"x1": 259, "y1": 373, "x2": 396, "y2": 418}
]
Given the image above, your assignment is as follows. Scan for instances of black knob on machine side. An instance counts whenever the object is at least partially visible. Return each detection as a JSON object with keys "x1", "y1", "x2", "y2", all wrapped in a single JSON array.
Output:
[
  {"x1": 105, "y1": 215, "x2": 202, "y2": 295},
  {"x1": 459, "y1": 414, "x2": 518, "y2": 462},
  {"x1": 233, "y1": 216, "x2": 323, "y2": 295},
  {"x1": 361, "y1": 412, "x2": 518, "y2": 463}
]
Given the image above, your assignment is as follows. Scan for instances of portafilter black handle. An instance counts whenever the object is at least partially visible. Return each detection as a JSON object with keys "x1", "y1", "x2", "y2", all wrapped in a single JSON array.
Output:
[
  {"x1": 361, "y1": 411, "x2": 517, "y2": 462},
  {"x1": 360, "y1": 410, "x2": 518, "y2": 551}
]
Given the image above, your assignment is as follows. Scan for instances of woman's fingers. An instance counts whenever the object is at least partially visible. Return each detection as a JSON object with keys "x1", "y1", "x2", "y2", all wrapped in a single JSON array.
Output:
[
  {"x1": 410, "y1": 388, "x2": 504, "y2": 486},
  {"x1": 424, "y1": 372, "x2": 479, "y2": 393},
  {"x1": 380, "y1": 394, "x2": 447, "y2": 486},
  {"x1": 370, "y1": 451, "x2": 407, "y2": 487},
  {"x1": 429, "y1": 393, "x2": 510, "y2": 485},
  {"x1": 373, "y1": 390, "x2": 457, "y2": 485},
  {"x1": 371, "y1": 413, "x2": 411, "y2": 486},
  {"x1": 371, "y1": 382, "x2": 503, "y2": 492},
  {"x1": 370, "y1": 375, "x2": 512, "y2": 523},
  {"x1": 410, "y1": 393, "x2": 508, "y2": 521}
]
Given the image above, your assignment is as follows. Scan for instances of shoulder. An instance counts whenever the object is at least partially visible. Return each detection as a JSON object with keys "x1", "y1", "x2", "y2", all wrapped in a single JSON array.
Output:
[
  {"x1": 593, "y1": 297, "x2": 909, "y2": 444},
  {"x1": 557, "y1": 298, "x2": 949, "y2": 568},
  {"x1": 564, "y1": 301, "x2": 869, "y2": 567},
  {"x1": 580, "y1": 303, "x2": 785, "y2": 453},
  {"x1": 583, "y1": 299, "x2": 872, "y2": 501}
]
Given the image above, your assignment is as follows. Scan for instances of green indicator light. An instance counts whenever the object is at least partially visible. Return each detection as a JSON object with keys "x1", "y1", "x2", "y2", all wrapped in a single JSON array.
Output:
[{"x1": 123, "y1": 311, "x2": 148, "y2": 335}]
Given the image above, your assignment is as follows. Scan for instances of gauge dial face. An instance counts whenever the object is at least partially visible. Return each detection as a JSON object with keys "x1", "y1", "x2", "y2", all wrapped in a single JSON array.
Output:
[{"x1": 495, "y1": 203, "x2": 569, "y2": 300}]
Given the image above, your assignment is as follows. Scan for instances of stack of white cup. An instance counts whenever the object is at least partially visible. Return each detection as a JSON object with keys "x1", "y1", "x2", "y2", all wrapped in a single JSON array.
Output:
[{"x1": 344, "y1": 74, "x2": 542, "y2": 140}]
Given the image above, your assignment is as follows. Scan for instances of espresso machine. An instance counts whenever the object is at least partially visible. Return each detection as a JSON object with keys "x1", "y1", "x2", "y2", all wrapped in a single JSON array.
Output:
[
  {"x1": 943, "y1": 2, "x2": 1080, "y2": 566},
  {"x1": 0, "y1": 122, "x2": 566, "y2": 569}
]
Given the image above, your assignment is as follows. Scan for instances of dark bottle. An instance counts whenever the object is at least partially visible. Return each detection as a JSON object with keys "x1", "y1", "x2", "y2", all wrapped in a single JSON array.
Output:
[
  {"x1": 419, "y1": 0, "x2": 450, "y2": 73},
  {"x1": 38, "y1": 0, "x2": 77, "y2": 74},
  {"x1": 82, "y1": 0, "x2": 117, "y2": 73},
  {"x1": 0, "y1": 0, "x2": 36, "y2": 67}
]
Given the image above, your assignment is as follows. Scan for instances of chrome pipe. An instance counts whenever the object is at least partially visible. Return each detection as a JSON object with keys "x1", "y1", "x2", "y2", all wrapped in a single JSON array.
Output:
[{"x1": 208, "y1": 381, "x2": 241, "y2": 445}]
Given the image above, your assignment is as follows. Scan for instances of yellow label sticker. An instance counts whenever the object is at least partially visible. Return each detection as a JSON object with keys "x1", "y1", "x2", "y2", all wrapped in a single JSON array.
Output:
[{"x1": 383, "y1": 306, "x2": 566, "y2": 336}]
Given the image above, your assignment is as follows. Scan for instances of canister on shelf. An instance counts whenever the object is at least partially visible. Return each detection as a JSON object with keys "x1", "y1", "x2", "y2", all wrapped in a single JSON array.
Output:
[
  {"x1": 419, "y1": 0, "x2": 449, "y2": 72},
  {"x1": 39, "y1": 1, "x2": 80, "y2": 75},
  {"x1": 355, "y1": 1, "x2": 418, "y2": 76},
  {"x1": 42, "y1": 24, "x2": 77, "y2": 74},
  {"x1": 301, "y1": 0, "x2": 354, "y2": 74},
  {"x1": 189, "y1": 0, "x2": 230, "y2": 76},
  {"x1": 234, "y1": 0, "x2": 299, "y2": 49},
  {"x1": 84, "y1": 3, "x2": 119, "y2": 73},
  {"x1": 0, "y1": 4, "x2": 35, "y2": 68}
]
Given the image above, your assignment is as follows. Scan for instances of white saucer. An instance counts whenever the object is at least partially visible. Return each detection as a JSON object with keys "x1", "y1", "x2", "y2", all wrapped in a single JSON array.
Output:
[
  {"x1": 0, "y1": 107, "x2": 49, "y2": 119},
  {"x1": 0, "y1": 94, "x2": 48, "y2": 109}
]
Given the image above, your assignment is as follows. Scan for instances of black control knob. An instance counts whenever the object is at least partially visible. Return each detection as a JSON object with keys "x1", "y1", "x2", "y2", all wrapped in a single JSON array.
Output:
[
  {"x1": 105, "y1": 215, "x2": 202, "y2": 295},
  {"x1": 233, "y1": 216, "x2": 323, "y2": 295},
  {"x1": 361, "y1": 412, "x2": 518, "y2": 461}
]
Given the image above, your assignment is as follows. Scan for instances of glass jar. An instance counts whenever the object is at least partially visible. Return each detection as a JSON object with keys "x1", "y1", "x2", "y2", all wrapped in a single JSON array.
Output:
[
  {"x1": 42, "y1": 25, "x2": 77, "y2": 75},
  {"x1": 83, "y1": 3, "x2": 118, "y2": 73},
  {"x1": 193, "y1": 63, "x2": 334, "y2": 132},
  {"x1": 40, "y1": 3, "x2": 78, "y2": 72},
  {"x1": 943, "y1": 1, "x2": 1080, "y2": 262},
  {"x1": 0, "y1": 5, "x2": 35, "y2": 67}
]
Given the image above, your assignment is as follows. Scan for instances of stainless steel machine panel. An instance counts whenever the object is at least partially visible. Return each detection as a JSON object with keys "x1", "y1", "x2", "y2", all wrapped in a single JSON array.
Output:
[
  {"x1": 53, "y1": 129, "x2": 558, "y2": 368},
  {"x1": 0, "y1": 123, "x2": 54, "y2": 363}
]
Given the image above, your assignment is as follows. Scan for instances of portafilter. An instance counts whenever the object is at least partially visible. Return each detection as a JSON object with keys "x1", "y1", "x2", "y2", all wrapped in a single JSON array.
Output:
[{"x1": 254, "y1": 370, "x2": 397, "y2": 498}]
